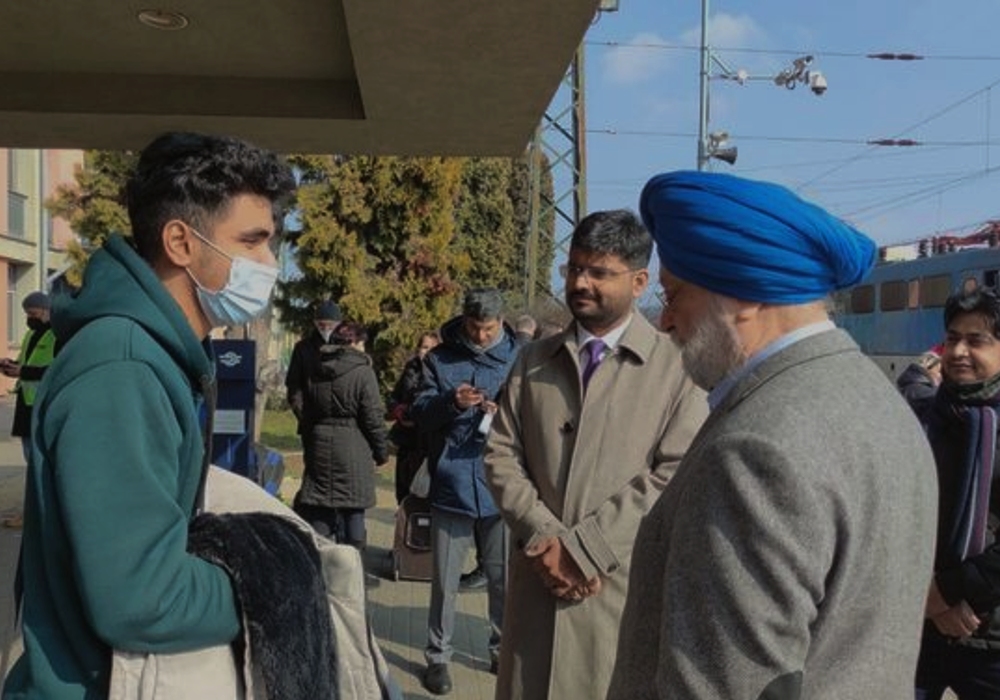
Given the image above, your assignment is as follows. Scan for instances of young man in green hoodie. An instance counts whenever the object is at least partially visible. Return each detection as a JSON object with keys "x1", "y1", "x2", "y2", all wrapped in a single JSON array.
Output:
[{"x1": 2, "y1": 132, "x2": 295, "y2": 700}]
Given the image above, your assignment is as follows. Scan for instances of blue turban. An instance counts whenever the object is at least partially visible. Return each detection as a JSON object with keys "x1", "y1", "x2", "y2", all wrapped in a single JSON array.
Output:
[{"x1": 639, "y1": 171, "x2": 876, "y2": 304}]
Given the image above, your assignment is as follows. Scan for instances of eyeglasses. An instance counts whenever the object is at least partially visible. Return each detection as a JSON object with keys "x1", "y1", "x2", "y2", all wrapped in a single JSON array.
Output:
[
  {"x1": 559, "y1": 263, "x2": 639, "y2": 283},
  {"x1": 656, "y1": 282, "x2": 686, "y2": 310}
]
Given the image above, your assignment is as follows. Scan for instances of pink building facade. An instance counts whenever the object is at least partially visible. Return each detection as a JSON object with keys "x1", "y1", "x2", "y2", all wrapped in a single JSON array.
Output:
[{"x1": 0, "y1": 149, "x2": 82, "y2": 386}]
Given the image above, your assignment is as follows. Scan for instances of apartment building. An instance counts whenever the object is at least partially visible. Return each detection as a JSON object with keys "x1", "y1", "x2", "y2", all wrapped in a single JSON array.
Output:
[{"x1": 0, "y1": 149, "x2": 82, "y2": 366}]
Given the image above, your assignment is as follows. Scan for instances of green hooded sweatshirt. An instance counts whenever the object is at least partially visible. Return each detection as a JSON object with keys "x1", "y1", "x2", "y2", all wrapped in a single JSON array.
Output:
[{"x1": 3, "y1": 236, "x2": 240, "y2": 700}]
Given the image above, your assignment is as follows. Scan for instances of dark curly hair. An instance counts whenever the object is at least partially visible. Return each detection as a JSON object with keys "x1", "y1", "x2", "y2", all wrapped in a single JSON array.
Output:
[
  {"x1": 126, "y1": 132, "x2": 296, "y2": 262},
  {"x1": 570, "y1": 209, "x2": 653, "y2": 270},
  {"x1": 944, "y1": 287, "x2": 1000, "y2": 339}
]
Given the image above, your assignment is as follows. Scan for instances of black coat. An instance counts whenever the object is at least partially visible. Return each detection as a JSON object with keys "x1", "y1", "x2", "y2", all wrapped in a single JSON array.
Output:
[
  {"x1": 294, "y1": 345, "x2": 389, "y2": 509},
  {"x1": 285, "y1": 330, "x2": 326, "y2": 434},
  {"x1": 923, "y1": 384, "x2": 1000, "y2": 650},
  {"x1": 388, "y1": 355, "x2": 425, "y2": 451},
  {"x1": 896, "y1": 363, "x2": 937, "y2": 417}
]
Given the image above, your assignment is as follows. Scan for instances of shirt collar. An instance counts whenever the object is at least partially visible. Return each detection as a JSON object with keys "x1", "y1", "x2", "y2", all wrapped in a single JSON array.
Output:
[
  {"x1": 577, "y1": 314, "x2": 633, "y2": 353},
  {"x1": 707, "y1": 320, "x2": 835, "y2": 411}
]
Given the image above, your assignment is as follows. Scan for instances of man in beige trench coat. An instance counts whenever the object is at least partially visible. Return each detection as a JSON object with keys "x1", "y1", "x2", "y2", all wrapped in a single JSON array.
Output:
[{"x1": 484, "y1": 209, "x2": 708, "y2": 700}]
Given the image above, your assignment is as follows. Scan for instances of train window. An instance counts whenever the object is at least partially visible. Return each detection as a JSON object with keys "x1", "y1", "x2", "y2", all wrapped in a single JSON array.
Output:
[
  {"x1": 880, "y1": 280, "x2": 908, "y2": 311},
  {"x1": 908, "y1": 279, "x2": 920, "y2": 309},
  {"x1": 920, "y1": 274, "x2": 952, "y2": 308},
  {"x1": 850, "y1": 285, "x2": 875, "y2": 313},
  {"x1": 986, "y1": 269, "x2": 999, "y2": 290}
]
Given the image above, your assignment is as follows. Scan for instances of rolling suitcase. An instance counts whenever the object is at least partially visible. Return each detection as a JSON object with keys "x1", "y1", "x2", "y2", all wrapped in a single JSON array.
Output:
[{"x1": 392, "y1": 495, "x2": 433, "y2": 581}]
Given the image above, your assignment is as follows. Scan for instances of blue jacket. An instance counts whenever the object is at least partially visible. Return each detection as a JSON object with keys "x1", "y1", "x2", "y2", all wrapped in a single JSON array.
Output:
[{"x1": 411, "y1": 315, "x2": 519, "y2": 518}]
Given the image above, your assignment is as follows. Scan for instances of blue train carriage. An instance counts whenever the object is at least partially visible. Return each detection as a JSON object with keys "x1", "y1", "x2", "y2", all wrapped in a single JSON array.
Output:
[{"x1": 832, "y1": 242, "x2": 1000, "y2": 381}]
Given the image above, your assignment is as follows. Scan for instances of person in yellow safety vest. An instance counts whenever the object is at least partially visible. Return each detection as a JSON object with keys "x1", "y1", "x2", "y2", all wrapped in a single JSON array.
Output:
[{"x1": 2, "y1": 291, "x2": 57, "y2": 464}]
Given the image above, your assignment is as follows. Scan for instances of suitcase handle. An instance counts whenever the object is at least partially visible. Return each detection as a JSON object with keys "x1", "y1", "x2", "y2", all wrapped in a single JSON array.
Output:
[{"x1": 405, "y1": 514, "x2": 433, "y2": 551}]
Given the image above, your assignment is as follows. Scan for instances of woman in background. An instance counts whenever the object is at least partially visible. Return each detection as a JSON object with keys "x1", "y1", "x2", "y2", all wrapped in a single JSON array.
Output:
[
  {"x1": 388, "y1": 332, "x2": 440, "y2": 503},
  {"x1": 293, "y1": 321, "x2": 389, "y2": 554}
]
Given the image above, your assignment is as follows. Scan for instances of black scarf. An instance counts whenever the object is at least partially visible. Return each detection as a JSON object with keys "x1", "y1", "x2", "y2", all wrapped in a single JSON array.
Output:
[{"x1": 927, "y1": 374, "x2": 1000, "y2": 566}]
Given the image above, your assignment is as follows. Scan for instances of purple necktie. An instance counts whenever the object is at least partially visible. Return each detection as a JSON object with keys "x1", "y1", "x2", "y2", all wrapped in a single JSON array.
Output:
[{"x1": 581, "y1": 339, "x2": 607, "y2": 390}]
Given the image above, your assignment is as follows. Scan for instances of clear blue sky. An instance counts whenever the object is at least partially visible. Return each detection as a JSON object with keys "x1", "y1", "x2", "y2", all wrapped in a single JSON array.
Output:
[{"x1": 578, "y1": 0, "x2": 1000, "y2": 248}]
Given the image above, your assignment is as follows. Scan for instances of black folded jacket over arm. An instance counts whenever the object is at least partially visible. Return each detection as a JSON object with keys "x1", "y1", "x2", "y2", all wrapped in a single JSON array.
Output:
[{"x1": 188, "y1": 512, "x2": 339, "y2": 700}]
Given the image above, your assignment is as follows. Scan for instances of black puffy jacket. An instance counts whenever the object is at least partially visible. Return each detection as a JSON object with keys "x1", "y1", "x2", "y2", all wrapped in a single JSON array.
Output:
[{"x1": 295, "y1": 346, "x2": 389, "y2": 509}]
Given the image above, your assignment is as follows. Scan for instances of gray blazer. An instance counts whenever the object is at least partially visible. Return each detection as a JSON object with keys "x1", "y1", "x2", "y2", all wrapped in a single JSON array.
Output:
[{"x1": 607, "y1": 329, "x2": 938, "y2": 700}]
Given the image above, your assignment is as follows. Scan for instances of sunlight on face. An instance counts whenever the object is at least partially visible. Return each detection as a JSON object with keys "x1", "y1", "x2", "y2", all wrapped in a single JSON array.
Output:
[
  {"x1": 678, "y1": 295, "x2": 745, "y2": 391},
  {"x1": 943, "y1": 312, "x2": 1000, "y2": 385}
]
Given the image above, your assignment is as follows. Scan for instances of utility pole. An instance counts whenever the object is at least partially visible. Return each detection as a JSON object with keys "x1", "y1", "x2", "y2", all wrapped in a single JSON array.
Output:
[
  {"x1": 697, "y1": 0, "x2": 711, "y2": 170},
  {"x1": 696, "y1": 0, "x2": 826, "y2": 170}
]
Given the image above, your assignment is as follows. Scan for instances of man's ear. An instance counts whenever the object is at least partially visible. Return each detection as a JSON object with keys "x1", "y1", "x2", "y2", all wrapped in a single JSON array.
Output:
[
  {"x1": 732, "y1": 299, "x2": 761, "y2": 323},
  {"x1": 161, "y1": 220, "x2": 195, "y2": 268},
  {"x1": 631, "y1": 268, "x2": 650, "y2": 299}
]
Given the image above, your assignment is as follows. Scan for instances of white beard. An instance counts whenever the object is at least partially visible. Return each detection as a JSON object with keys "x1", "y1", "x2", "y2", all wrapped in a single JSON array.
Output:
[{"x1": 680, "y1": 306, "x2": 745, "y2": 391}]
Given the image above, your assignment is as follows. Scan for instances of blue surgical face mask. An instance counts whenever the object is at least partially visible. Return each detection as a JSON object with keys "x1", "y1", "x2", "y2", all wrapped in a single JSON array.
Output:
[{"x1": 186, "y1": 227, "x2": 278, "y2": 328}]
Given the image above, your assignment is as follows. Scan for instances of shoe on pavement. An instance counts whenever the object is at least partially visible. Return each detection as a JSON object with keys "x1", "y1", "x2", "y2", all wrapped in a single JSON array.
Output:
[
  {"x1": 459, "y1": 567, "x2": 487, "y2": 591},
  {"x1": 423, "y1": 663, "x2": 453, "y2": 695},
  {"x1": 2, "y1": 514, "x2": 22, "y2": 529}
]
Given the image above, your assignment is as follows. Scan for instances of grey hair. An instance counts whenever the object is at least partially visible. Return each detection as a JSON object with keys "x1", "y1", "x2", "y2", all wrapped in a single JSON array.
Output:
[
  {"x1": 463, "y1": 287, "x2": 504, "y2": 321},
  {"x1": 515, "y1": 314, "x2": 537, "y2": 335}
]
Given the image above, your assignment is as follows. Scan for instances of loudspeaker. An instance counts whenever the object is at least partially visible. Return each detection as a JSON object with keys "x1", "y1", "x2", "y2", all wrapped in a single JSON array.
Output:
[{"x1": 710, "y1": 146, "x2": 738, "y2": 165}]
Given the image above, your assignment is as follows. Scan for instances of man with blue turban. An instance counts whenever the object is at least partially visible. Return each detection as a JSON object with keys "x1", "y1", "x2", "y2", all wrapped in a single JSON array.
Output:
[{"x1": 606, "y1": 171, "x2": 939, "y2": 700}]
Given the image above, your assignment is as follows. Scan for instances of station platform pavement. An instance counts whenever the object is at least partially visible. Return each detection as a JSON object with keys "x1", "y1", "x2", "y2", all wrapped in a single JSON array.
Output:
[{"x1": 0, "y1": 403, "x2": 497, "y2": 699}]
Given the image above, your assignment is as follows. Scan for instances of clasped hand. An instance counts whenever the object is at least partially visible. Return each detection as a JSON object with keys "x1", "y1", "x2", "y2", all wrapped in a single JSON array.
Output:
[
  {"x1": 926, "y1": 580, "x2": 981, "y2": 639},
  {"x1": 931, "y1": 600, "x2": 981, "y2": 639},
  {"x1": 524, "y1": 535, "x2": 601, "y2": 603}
]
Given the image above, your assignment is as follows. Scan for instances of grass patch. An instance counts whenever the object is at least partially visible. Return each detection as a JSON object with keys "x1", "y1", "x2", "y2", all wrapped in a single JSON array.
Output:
[
  {"x1": 376, "y1": 460, "x2": 396, "y2": 493},
  {"x1": 260, "y1": 409, "x2": 301, "y2": 453},
  {"x1": 261, "y1": 408, "x2": 398, "y2": 493}
]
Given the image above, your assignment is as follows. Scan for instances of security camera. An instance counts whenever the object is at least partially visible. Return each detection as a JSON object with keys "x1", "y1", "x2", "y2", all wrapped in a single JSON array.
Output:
[{"x1": 809, "y1": 71, "x2": 827, "y2": 96}]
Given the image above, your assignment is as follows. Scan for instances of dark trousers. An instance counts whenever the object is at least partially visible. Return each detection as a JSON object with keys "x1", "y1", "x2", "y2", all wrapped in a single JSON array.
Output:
[
  {"x1": 916, "y1": 630, "x2": 1000, "y2": 700},
  {"x1": 293, "y1": 503, "x2": 367, "y2": 549},
  {"x1": 394, "y1": 446, "x2": 423, "y2": 505}
]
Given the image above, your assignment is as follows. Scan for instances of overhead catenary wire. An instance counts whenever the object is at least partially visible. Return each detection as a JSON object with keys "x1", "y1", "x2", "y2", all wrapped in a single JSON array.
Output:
[
  {"x1": 586, "y1": 38, "x2": 1000, "y2": 240},
  {"x1": 585, "y1": 39, "x2": 1000, "y2": 63},
  {"x1": 590, "y1": 168, "x2": 980, "y2": 195},
  {"x1": 840, "y1": 166, "x2": 1000, "y2": 222},
  {"x1": 736, "y1": 146, "x2": 958, "y2": 174},
  {"x1": 794, "y1": 74, "x2": 1000, "y2": 189},
  {"x1": 588, "y1": 127, "x2": 1000, "y2": 148}
]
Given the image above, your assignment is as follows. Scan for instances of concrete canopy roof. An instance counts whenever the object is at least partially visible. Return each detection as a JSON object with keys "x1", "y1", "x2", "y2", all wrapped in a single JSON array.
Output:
[{"x1": 0, "y1": 1, "x2": 600, "y2": 155}]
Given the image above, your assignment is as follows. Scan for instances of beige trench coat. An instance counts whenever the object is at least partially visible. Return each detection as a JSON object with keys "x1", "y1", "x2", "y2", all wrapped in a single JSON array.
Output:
[{"x1": 485, "y1": 314, "x2": 707, "y2": 700}]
